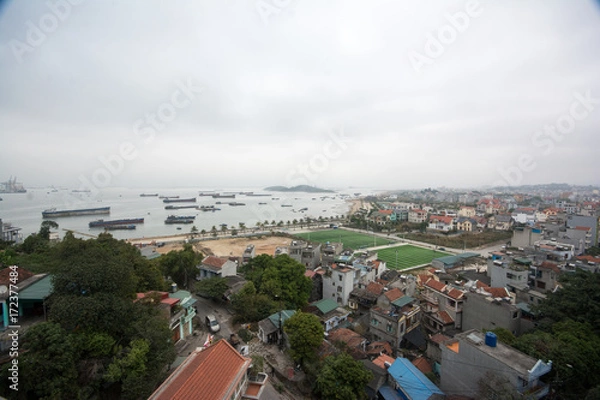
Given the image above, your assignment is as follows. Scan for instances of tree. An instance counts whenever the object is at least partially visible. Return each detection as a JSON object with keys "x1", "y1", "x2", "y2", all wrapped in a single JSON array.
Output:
[
  {"x1": 190, "y1": 225, "x2": 198, "y2": 239},
  {"x1": 160, "y1": 243, "x2": 202, "y2": 290},
  {"x1": 195, "y1": 276, "x2": 228, "y2": 300},
  {"x1": 314, "y1": 352, "x2": 373, "y2": 400},
  {"x1": 200, "y1": 229, "x2": 206, "y2": 238},
  {"x1": 39, "y1": 220, "x2": 59, "y2": 240},
  {"x1": 230, "y1": 282, "x2": 275, "y2": 323},
  {"x1": 1, "y1": 322, "x2": 80, "y2": 399},
  {"x1": 231, "y1": 228, "x2": 238, "y2": 236},
  {"x1": 284, "y1": 312, "x2": 324, "y2": 364},
  {"x1": 534, "y1": 270, "x2": 600, "y2": 333}
]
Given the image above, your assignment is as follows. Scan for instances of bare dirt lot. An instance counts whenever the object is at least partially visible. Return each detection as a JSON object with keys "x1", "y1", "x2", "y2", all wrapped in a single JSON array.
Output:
[{"x1": 135, "y1": 235, "x2": 293, "y2": 258}]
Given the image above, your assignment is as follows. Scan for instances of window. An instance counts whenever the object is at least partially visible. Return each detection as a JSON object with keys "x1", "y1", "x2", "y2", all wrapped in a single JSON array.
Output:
[
  {"x1": 386, "y1": 323, "x2": 394, "y2": 333},
  {"x1": 338, "y1": 274, "x2": 343, "y2": 281},
  {"x1": 371, "y1": 319, "x2": 379, "y2": 326},
  {"x1": 337, "y1": 286, "x2": 342, "y2": 292}
]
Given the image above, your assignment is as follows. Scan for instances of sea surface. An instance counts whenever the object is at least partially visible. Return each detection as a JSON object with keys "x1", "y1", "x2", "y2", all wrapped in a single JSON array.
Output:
[{"x1": 0, "y1": 187, "x2": 368, "y2": 241}]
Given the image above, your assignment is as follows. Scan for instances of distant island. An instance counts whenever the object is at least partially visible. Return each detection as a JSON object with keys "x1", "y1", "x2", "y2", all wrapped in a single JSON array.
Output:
[{"x1": 264, "y1": 185, "x2": 335, "y2": 193}]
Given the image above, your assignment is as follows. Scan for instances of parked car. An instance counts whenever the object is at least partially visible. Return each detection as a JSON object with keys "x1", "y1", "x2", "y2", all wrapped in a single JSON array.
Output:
[{"x1": 205, "y1": 314, "x2": 220, "y2": 333}]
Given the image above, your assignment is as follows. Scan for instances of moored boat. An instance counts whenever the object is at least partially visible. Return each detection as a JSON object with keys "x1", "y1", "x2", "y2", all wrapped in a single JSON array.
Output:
[
  {"x1": 163, "y1": 197, "x2": 196, "y2": 203},
  {"x1": 43, "y1": 207, "x2": 110, "y2": 218},
  {"x1": 89, "y1": 218, "x2": 144, "y2": 228}
]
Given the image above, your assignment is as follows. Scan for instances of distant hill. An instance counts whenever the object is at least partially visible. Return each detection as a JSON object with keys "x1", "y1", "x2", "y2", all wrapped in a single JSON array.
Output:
[{"x1": 264, "y1": 185, "x2": 335, "y2": 193}]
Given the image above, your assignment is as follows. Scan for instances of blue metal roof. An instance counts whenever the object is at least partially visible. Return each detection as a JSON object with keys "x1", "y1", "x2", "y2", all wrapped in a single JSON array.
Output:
[
  {"x1": 388, "y1": 358, "x2": 444, "y2": 400},
  {"x1": 378, "y1": 384, "x2": 403, "y2": 400}
]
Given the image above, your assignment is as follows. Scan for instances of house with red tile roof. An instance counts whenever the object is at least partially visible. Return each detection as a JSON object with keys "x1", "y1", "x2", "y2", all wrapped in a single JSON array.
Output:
[
  {"x1": 136, "y1": 291, "x2": 197, "y2": 342},
  {"x1": 366, "y1": 341, "x2": 393, "y2": 359},
  {"x1": 426, "y1": 332, "x2": 451, "y2": 364},
  {"x1": 198, "y1": 255, "x2": 237, "y2": 280},
  {"x1": 420, "y1": 278, "x2": 466, "y2": 334},
  {"x1": 408, "y1": 209, "x2": 428, "y2": 223},
  {"x1": 370, "y1": 289, "x2": 421, "y2": 351},
  {"x1": 428, "y1": 215, "x2": 455, "y2": 232},
  {"x1": 348, "y1": 281, "x2": 384, "y2": 314},
  {"x1": 149, "y1": 339, "x2": 257, "y2": 400},
  {"x1": 327, "y1": 327, "x2": 367, "y2": 359}
]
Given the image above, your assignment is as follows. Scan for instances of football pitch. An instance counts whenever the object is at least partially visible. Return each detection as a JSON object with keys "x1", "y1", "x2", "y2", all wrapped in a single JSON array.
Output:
[
  {"x1": 376, "y1": 245, "x2": 450, "y2": 270},
  {"x1": 294, "y1": 229, "x2": 395, "y2": 249}
]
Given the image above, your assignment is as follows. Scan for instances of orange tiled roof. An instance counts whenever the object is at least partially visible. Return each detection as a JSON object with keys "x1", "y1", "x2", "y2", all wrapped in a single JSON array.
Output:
[
  {"x1": 437, "y1": 310, "x2": 454, "y2": 325},
  {"x1": 417, "y1": 274, "x2": 432, "y2": 285},
  {"x1": 446, "y1": 288, "x2": 465, "y2": 300},
  {"x1": 150, "y1": 339, "x2": 250, "y2": 400},
  {"x1": 412, "y1": 357, "x2": 432, "y2": 374},
  {"x1": 429, "y1": 215, "x2": 454, "y2": 224},
  {"x1": 328, "y1": 328, "x2": 365, "y2": 348},
  {"x1": 366, "y1": 341, "x2": 392, "y2": 356},
  {"x1": 0, "y1": 267, "x2": 34, "y2": 286},
  {"x1": 373, "y1": 354, "x2": 396, "y2": 369},
  {"x1": 202, "y1": 256, "x2": 229, "y2": 269},
  {"x1": 366, "y1": 282, "x2": 384, "y2": 296},
  {"x1": 430, "y1": 333, "x2": 451, "y2": 345},
  {"x1": 539, "y1": 261, "x2": 561, "y2": 273},
  {"x1": 483, "y1": 287, "x2": 510, "y2": 298},
  {"x1": 384, "y1": 287, "x2": 404, "y2": 302},
  {"x1": 574, "y1": 226, "x2": 591, "y2": 231},
  {"x1": 425, "y1": 279, "x2": 446, "y2": 292},
  {"x1": 379, "y1": 210, "x2": 393, "y2": 215},
  {"x1": 577, "y1": 255, "x2": 600, "y2": 264}
]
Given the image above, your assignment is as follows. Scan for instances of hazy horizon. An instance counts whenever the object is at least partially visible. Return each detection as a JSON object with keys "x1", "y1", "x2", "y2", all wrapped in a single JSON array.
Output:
[{"x1": 1, "y1": 1, "x2": 600, "y2": 191}]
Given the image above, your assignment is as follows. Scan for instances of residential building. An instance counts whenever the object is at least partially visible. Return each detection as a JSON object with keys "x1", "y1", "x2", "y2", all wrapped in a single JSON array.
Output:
[
  {"x1": 529, "y1": 261, "x2": 560, "y2": 293},
  {"x1": 348, "y1": 281, "x2": 384, "y2": 315},
  {"x1": 566, "y1": 214, "x2": 599, "y2": 246},
  {"x1": 305, "y1": 269, "x2": 324, "y2": 302},
  {"x1": 458, "y1": 206, "x2": 476, "y2": 218},
  {"x1": 273, "y1": 246, "x2": 288, "y2": 256},
  {"x1": 257, "y1": 310, "x2": 296, "y2": 345},
  {"x1": 441, "y1": 330, "x2": 552, "y2": 399},
  {"x1": 0, "y1": 269, "x2": 52, "y2": 331},
  {"x1": 321, "y1": 242, "x2": 343, "y2": 264},
  {"x1": 378, "y1": 357, "x2": 444, "y2": 400},
  {"x1": 369, "y1": 288, "x2": 421, "y2": 350},
  {"x1": 493, "y1": 214, "x2": 515, "y2": 231},
  {"x1": 327, "y1": 327, "x2": 367, "y2": 359},
  {"x1": 307, "y1": 298, "x2": 350, "y2": 332},
  {"x1": 149, "y1": 339, "x2": 258, "y2": 400},
  {"x1": 408, "y1": 209, "x2": 428, "y2": 224},
  {"x1": 420, "y1": 278, "x2": 465, "y2": 333},
  {"x1": 322, "y1": 263, "x2": 357, "y2": 306},
  {"x1": 136, "y1": 291, "x2": 196, "y2": 342},
  {"x1": 456, "y1": 216, "x2": 478, "y2": 232},
  {"x1": 428, "y1": 214, "x2": 454, "y2": 232},
  {"x1": 461, "y1": 283, "x2": 523, "y2": 336},
  {"x1": 511, "y1": 226, "x2": 542, "y2": 249},
  {"x1": 431, "y1": 252, "x2": 480, "y2": 271},
  {"x1": 426, "y1": 332, "x2": 450, "y2": 366},
  {"x1": 289, "y1": 240, "x2": 321, "y2": 269},
  {"x1": 369, "y1": 209, "x2": 396, "y2": 226},
  {"x1": 488, "y1": 255, "x2": 530, "y2": 292},
  {"x1": 512, "y1": 207, "x2": 537, "y2": 225},
  {"x1": 393, "y1": 208, "x2": 409, "y2": 222},
  {"x1": 197, "y1": 256, "x2": 237, "y2": 280}
]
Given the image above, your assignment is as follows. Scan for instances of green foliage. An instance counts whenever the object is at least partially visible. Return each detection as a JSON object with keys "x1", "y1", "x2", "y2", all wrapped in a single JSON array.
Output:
[
  {"x1": 487, "y1": 327, "x2": 516, "y2": 347},
  {"x1": 1, "y1": 322, "x2": 80, "y2": 399},
  {"x1": 314, "y1": 353, "x2": 373, "y2": 400},
  {"x1": 534, "y1": 270, "x2": 600, "y2": 333},
  {"x1": 195, "y1": 276, "x2": 228, "y2": 300},
  {"x1": 104, "y1": 339, "x2": 151, "y2": 400},
  {"x1": 284, "y1": 312, "x2": 324, "y2": 364},
  {"x1": 240, "y1": 254, "x2": 312, "y2": 310},
  {"x1": 160, "y1": 243, "x2": 202, "y2": 290},
  {"x1": 230, "y1": 282, "x2": 276, "y2": 323},
  {"x1": 514, "y1": 321, "x2": 600, "y2": 399},
  {"x1": 238, "y1": 328, "x2": 253, "y2": 343}
]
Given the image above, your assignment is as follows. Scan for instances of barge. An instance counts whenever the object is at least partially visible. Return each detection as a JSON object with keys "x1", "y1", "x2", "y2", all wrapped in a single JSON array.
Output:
[{"x1": 42, "y1": 207, "x2": 110, "y2": 218}]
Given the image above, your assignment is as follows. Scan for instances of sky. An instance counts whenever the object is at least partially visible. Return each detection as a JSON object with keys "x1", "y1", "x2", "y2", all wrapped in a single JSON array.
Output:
[{"x1": 1, "y1": 0, "x2": 599, "y2": 191}]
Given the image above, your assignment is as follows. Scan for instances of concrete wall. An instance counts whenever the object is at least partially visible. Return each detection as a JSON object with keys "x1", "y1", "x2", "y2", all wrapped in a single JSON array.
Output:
[{"x1": 462, "y1": 292, "x2": 522, "y2": 336}]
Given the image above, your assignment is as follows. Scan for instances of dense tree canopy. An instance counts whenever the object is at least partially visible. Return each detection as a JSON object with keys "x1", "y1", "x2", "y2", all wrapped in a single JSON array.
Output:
[
  {"x1": 0, "y1": 233, "x2": 174, "y2": 399},
  {"x1": 314, "y1": 353, "x2": 373, "y2": 400},
  {"x1": 159, "y1": 243, "x2": 202, "y2": 290},
  {"x1": 284, "y1": 312, "x2": 324, "y2": 364},
  {"x1": 195, "y1": 276, "x2": 228, "y2": 301},
  {"x1": 230, "y1": 282, "x2": 276, "y2": 323},
  {"x1": 240, "y1": 254, "x2": 312, "y2": 310}
]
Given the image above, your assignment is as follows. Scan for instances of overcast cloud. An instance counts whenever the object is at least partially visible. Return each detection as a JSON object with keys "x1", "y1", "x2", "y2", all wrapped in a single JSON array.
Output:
[{"x1": 1, "y1": 0, "x2": 599, "y2": 190}]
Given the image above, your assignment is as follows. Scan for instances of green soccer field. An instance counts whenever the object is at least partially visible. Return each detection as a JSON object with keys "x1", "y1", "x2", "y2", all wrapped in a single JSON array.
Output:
[
  {"x1": 377, "y1": 245, "x2": 450, "y2": 270},
  {"x1": 294, "y1": 229, "x2": 395, "y2": 249}
]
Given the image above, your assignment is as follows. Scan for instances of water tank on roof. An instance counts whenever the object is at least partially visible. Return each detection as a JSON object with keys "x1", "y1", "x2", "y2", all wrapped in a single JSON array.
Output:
[{"x1": 485, "y1": 332, "x2": 497, "y2": 348}]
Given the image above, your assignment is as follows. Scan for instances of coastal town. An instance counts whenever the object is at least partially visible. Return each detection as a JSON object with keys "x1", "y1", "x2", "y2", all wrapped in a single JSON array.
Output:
[{"x1": 1, "y1": 182, "x2": 599, "y2": 399}]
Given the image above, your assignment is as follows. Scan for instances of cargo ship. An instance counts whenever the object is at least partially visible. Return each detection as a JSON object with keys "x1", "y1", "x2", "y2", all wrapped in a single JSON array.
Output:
[
  {"x1": 89, "y1": 218, "x2": 144, "y2": 228},
  {"x1": 104, "y1": 225, "x2": 136, "y2": 230},
  {"x1": 159, "y1": 195, "x2": 179, "y2": 199},
  {"x1": 139, "y1": 193, "x2": 158, "y2": 197},
  {"x1": 228, "y1": 202, "x2": 246, "y2": 206},
  {"x1": 165, "y1": 205, "x2": 197, "y2": 210},
  {"x1": 163, "y1": 197, "x2": 196, "y2": 203},
  {"x1": 212, "y1": 194, "x2": 235, "y2": 199},
  {"x1": 198, "y1": 205, "x2": 220, "y2": 211},
  {"x1": 42, "y1": 206, "x2": 110, "y2": 218},
  {"x1": 165, "y1": 215, "x2": 196, "y2": 224}
]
